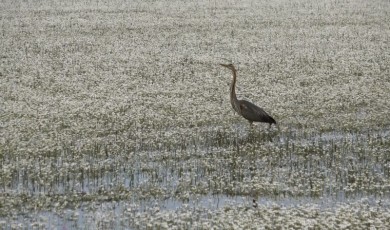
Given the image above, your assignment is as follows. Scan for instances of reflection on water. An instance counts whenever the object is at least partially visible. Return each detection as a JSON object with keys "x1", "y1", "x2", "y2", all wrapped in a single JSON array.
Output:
[{"x1": 4, "y1": 193, "x2": 390, "y2": 229}]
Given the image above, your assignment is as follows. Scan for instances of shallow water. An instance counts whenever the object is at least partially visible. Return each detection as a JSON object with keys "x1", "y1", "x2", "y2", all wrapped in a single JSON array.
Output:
[{"x1": 2, "y1": 127, "x2": 390, "y2": 228}]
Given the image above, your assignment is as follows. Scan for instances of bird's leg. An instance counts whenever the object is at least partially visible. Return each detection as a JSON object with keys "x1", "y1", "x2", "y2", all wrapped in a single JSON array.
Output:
[
  {"x1": 249, "y1": 121, "x2": 254, "y2": 129},
  {"x1": 267, "y1": 124, "x2": 273, "y2": 142}
]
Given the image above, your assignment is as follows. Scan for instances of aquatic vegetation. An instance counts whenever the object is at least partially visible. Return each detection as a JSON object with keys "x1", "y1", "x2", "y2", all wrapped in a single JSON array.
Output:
[{"x1": 0, "y1": 0, "x2": 389, "y2": 228}]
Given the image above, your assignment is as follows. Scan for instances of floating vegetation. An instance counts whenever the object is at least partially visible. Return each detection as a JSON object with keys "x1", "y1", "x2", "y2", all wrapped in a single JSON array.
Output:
[{"x1": 1, "y1": 0, "x2": 389, "y2": 228}]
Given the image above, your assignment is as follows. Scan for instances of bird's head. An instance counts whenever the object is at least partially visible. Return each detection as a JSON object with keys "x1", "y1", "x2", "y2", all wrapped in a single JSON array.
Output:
[{"x1": 219, "y1": 63, "x2": 235, "y2": 70}]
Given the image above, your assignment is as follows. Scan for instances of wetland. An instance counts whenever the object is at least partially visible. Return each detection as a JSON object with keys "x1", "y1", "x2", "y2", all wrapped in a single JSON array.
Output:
[{"x1": 1, "y1": 0, "x2": 390, "y2": 228}]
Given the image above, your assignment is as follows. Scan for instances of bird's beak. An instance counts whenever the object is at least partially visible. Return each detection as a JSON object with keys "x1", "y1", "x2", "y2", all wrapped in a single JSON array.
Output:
[{"x1": 220, "y1": 63, "x2": 229, "y2": 68}]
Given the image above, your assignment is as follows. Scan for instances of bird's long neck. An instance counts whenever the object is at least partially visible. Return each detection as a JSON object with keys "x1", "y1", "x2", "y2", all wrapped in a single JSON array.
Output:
[{"x1": 230, "y1": 67, "x2": 241, "y2": 114}]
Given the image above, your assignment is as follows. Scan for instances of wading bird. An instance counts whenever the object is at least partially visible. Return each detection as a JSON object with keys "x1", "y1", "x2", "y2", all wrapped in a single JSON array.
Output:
[{"x1": 220, "y1": 63, "x2": 276, "y2": 127}]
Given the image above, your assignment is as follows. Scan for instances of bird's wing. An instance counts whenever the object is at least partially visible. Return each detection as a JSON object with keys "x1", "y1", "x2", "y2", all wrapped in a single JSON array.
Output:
[{"x1": 239, "y1": 100, "x2": 276, "y2": 124}]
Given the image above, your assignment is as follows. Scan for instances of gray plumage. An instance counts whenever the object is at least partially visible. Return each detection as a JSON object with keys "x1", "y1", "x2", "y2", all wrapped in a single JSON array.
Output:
[{"x1": 220, "y1": 63, "x2": 276, "y2": 126}]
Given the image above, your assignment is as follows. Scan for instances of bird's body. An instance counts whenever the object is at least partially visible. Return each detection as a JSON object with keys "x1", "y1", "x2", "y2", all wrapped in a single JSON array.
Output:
[
  {"x1": 238, "y1": 100, "x2": 276, "y2": 124},
  {"x1": 220, "y1": 63, "x2": 276, "y2": 126}
]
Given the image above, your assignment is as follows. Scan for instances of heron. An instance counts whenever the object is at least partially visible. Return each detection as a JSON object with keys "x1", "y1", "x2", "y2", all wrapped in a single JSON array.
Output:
[{"x1": 220, "y1": 63, "x2": 276, "y2": 127}]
